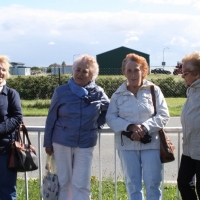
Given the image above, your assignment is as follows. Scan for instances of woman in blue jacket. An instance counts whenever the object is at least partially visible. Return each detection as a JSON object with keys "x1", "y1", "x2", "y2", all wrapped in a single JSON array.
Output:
[
  {"x1": 44, "y1": 54, "x2": 109, "y2": 200},
  {"x1": 0, "y1": 55, "x2": 23, "y2": 200}
]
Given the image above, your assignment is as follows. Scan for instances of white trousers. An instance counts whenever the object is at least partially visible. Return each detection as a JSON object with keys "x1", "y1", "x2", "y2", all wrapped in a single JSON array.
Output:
[{"x1": 53, "y1": 142, "x2": 94, "y2": 200}]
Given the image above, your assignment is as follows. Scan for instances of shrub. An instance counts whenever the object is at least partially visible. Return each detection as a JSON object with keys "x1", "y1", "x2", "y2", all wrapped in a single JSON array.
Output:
[{"x1": 7, "y1": 75, "x2": 187, "y2": 100}]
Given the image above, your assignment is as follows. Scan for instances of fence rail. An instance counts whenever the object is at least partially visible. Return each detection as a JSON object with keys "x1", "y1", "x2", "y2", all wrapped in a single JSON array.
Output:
[{"x1": 21, "y1": 126, "x2": 183, "y2": 200}]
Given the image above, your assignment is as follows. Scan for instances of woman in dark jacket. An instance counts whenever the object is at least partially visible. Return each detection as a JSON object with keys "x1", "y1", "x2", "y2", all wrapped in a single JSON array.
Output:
[{"x1": 0, "y1": 55, "x2": 23, "y2": 200}]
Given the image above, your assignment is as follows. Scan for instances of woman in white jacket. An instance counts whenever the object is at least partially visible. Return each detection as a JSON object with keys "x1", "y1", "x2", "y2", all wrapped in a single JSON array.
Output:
[
  {"x1": 177, "y1": 52, "x2": 200, "y2": 200},
  {"x1": 106, "y1": 53, "x2": 170, "y2": 200}
]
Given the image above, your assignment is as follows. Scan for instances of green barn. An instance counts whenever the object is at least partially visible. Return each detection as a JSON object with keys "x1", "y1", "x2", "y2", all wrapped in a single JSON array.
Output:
[{"x1": 96, "y1": 46, "x2": 150, "y2": 75}]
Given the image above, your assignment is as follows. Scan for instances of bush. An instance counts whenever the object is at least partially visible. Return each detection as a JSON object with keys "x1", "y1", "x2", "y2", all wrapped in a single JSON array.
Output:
[{"x1": 7, "y1": 75, "x2": 187, "y2": 100}]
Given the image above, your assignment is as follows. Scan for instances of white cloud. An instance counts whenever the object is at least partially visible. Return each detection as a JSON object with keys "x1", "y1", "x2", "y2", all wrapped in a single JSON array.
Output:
[
  {"x1": 169, "y1": 36, "x2": 189, "y2": 46},
  {"x1": 124, "y1": 36, "x2": 139, "y2": 44},
  {"x1": 90, "y1": 41, "x2": 99, "y2": 45},
  {"x1": 138, "y1": 0, "x2": 197, "y2": 5},
  {"x1": 1, "y1": 4, "x2": 200, "y2": 66},
  {"x1": 191, "y1": 42, "x2": 200, "y2": 47},
  {"x1": 193, "y1": 1, "x2": 200, "y2": 10},
  {"x1": 48, "y1": 42, "x2": 55, "y2": 45}
]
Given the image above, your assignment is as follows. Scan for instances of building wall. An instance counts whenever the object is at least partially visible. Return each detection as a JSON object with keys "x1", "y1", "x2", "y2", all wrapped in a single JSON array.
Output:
[
  {"x1": 51, "y1": 66, "x2": 73, "y2": 75},
  {"x1": 96, "y1": 46, "x2": 150, "y2": 75},
  {"x1": 9, "y1": 63, "x2": 31, "y2": 76}
]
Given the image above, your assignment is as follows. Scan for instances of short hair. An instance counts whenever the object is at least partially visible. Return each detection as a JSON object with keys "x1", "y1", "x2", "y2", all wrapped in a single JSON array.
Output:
[
  {"x1": 122, "y1": 53, "x2": 149, "y2": 79},
  {"x1": 0, "y1": 55, "x2": 11, "y2": 79},
  {"x1": 72, "y1": 54, "x2": 99, "y2": 80},
  {"x1": 182, "y1": 52, "x2": 200, "y2": 71}
]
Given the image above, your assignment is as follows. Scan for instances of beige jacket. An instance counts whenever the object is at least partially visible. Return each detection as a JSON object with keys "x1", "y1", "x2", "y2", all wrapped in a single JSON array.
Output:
[{"x1": 181, "y1": 78, "x2": 200, "y2": 160}]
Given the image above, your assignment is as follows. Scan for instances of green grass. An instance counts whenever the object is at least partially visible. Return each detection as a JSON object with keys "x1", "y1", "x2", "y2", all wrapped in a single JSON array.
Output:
[
  {"x1": 21, "y1": 98, "x2": 186, "y2": 116},
  {"x1": 17, "y1": 178, "x2": 178, "y2": 200},
  {"x1": 166, "y1": 98, "x2": 186, "y2": 116},
  {"x1": 21, "y1": 100, "x2": 51, "y2": 116}
]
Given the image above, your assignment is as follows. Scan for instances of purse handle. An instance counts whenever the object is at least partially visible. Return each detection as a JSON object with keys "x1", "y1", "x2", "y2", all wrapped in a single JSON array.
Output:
[
  {"x1": 150, "y1": 85, "x2": 156, "y2": 115},
  {"x1": 17, "y1": 123, "x2": 32, "y2": 145}
]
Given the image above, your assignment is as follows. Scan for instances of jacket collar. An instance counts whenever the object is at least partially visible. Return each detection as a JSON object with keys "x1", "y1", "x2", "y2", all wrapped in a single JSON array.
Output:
[
  {"x1": 115, "y1": 79, "x2": 153, "y2": 95},
  {"x1": 187, "y1": 78, "x2": 200, "y2": 95},
  {"x1": 1, "y1": 85, "x2": 8, "y2": 95}
]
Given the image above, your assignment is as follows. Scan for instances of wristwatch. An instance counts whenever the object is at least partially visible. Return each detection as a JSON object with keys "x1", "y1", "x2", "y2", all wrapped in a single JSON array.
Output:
[{"x1": 141, "y1": 125, "x2": 148, "y2": 134}]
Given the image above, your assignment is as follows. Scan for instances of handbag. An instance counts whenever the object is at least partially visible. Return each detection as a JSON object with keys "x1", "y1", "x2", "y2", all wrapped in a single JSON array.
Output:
[
  {"x1": 8, "y1": 123, "x2": 38, "y2": 172},
  {"x1": 41, "y1": 154, "x2": 59, "y2": 200},
  {"x1": 150, "y1": 85, "x2": 175, "y2": 163}
]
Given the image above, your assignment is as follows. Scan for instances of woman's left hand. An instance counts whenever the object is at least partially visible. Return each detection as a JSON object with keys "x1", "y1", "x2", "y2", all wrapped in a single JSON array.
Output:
[{"x1": 130, "y1": 124, "x2": 145, "y2": 141}]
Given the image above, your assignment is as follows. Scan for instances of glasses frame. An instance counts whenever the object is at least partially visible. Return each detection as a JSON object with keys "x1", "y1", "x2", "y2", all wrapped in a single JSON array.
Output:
[{"x1": 182, "y1": 70, "x2": 196, "y2": 77}]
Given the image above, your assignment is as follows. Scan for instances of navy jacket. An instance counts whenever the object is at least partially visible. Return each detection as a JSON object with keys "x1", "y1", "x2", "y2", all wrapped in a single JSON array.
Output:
[
  {"x1": 44, "y1": 83, "x2": 109, "y2": 148},
  {"x1": 0, "y1": 86, "x2": 23, "y2": 154}
]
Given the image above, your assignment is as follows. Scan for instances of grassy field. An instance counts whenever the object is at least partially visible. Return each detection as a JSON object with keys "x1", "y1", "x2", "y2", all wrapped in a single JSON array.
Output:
[
  {"x1": 17, "y1": 178, "x2": 178, "y2": 200},
  {"x1": 21, "y1": 97, "x2": 186, "y2": 116}
]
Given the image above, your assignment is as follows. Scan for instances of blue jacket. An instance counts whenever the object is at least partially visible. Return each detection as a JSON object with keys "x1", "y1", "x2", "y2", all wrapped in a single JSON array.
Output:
[
  {"x1": 44, "y1": 82, "x2": 109, "y2": 148},
  {"x1": 0, "y1": 86, "x2": 23, "y2": 154}
]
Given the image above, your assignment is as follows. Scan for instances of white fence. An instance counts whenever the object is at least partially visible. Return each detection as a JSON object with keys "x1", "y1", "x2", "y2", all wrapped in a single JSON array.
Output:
[{"x1": 20, "y1": 126, "x2": 183, "y2": 200}]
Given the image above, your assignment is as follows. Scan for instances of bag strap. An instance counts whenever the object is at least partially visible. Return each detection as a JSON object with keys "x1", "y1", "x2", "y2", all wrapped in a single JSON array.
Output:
[
  {"x1": 17, "y1": 122, "x2": 32, "y2": 145},
  {"x1": 150, "y1": 85, "x2": 156, "y2": 115}
]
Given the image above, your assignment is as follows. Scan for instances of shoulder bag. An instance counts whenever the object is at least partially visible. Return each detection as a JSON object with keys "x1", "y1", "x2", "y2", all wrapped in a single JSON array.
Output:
[
  {"x1": 150, "y1": 85, "x2": 175, "y2": 163},
  {"x1": 8, "y1": 123, "x2": 38, "y2": 172}
]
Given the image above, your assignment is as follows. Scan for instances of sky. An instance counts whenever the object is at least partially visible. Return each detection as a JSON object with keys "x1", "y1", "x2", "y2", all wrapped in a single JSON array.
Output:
[{"x1": 1, "y1": 0, "x2": 200, "y2": 67}]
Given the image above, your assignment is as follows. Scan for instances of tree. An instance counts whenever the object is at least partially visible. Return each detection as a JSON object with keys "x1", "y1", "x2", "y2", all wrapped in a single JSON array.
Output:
[
  {"x1": 31, "y1": 66, "x2": 40, "y2": 71},
  {"x1": 62, "y1": 61, "x2": 66, "y2": 66}
]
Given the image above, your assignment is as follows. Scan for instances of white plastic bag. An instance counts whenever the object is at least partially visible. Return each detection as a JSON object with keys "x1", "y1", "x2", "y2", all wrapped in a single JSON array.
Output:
[{"x1": 41, "y1": 154, "x2": 59, "y2": 200}]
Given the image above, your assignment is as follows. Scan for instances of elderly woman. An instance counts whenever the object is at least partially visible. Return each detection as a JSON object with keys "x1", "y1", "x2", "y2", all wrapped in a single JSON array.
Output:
[
  {"x1": 177, "y1": 52, "x2": 200, "y2": 200},
  {"x1": 106, "y1": 53, "x2": 170, "y2": 200},
  {"x1": 44, "y1": 54, "x2": 109, "y2": 200},
  {"x1": 0, "y1": 55, "x2": 23, "y2": 200}
]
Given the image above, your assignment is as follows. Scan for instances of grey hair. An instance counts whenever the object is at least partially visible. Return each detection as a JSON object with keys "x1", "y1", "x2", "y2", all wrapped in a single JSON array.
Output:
[
  {"x1": 72, "y1": 54, "x2": 99, "y2": 80},
  {"x1": 182, "y1": 51, "x2": 200, "y2": 71}
]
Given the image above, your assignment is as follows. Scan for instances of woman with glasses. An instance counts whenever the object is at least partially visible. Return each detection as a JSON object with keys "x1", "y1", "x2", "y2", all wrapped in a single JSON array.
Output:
[
  {"x1": 177, "y1": 52, "x2": 200, "y2": 200},
  {"x1": 106, "y1": 53, "x2": 170, "y2": 200}
]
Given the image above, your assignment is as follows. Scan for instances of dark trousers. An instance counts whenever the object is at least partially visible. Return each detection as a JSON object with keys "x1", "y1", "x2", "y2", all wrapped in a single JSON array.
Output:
[
  {"x1": 0, "y1": 154, "x2": 17, "y2": 200},
  {"x1": 177, "y1": 154, "x2": 200, "y2": 200}
]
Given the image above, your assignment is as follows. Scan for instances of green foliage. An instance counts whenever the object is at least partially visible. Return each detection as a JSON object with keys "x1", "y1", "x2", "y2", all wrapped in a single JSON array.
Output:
[
  {"x1": 96, "y1": 76, "x2": 126, "y2": 98},
  {"x1": 7, "y1": 75, "x2": 72, "y2": 100},
  {"x1": 31, "y1": 66, "x2": 40, "y2": 71},
  {"x1": 150, "y1": 77, "x2": 187, "y2": 97},
  {"x1": 7, "y1": 74, "x2": 187, "y2": 100}
]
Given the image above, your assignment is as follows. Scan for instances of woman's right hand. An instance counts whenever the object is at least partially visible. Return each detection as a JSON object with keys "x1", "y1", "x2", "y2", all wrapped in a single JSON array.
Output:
[
  {"x1": 45, "y1": 147, "x2": 54, "y2": 155},
  {"x1": 128, "y1": 124, "x2": 145, "y2": 141}
]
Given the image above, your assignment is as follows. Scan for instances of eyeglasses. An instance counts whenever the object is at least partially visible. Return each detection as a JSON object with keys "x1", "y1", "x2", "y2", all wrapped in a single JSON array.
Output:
[{"x1": 182, "y1": 70, "x2": 196, "y2": 77}]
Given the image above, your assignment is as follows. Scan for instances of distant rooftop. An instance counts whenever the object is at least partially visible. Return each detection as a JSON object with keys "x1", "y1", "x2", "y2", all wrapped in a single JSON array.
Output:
[{"x1": 10, "y1": 62, "x2": 25, "y2": 66}]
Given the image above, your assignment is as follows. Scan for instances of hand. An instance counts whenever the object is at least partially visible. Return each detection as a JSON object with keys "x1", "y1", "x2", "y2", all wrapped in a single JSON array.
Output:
[
  {"x1": 128, "y1": 124, "x2": 146, "y2": 141},
  {"x1": 45, "y1": 147, "x2": 54, "y2": 155}
]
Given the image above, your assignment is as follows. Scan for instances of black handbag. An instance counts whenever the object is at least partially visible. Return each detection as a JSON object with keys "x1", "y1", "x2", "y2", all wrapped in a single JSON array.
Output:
[{"x1": 8, "y1": 123, "x2": 38, "y2": 172}]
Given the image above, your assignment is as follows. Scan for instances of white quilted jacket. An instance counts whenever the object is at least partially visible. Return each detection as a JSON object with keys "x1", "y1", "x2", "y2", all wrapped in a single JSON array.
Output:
[{"x1": 106, "y1": 79, "x2": 170, "y2": 150}]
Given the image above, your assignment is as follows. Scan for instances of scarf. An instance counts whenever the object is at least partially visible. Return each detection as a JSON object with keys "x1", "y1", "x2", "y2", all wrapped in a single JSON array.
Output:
[
  {"x1": 68, "y1": 78, "x2": 89, "y2": 98},
  {"x1": 68, "y1": 78, "x2": 99, "y2": 104}
]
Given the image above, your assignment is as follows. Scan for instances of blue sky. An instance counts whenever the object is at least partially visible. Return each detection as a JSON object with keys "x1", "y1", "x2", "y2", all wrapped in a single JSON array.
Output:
[{"x1": 1, "y1": 0, "x2": 200, "y2": 67}]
